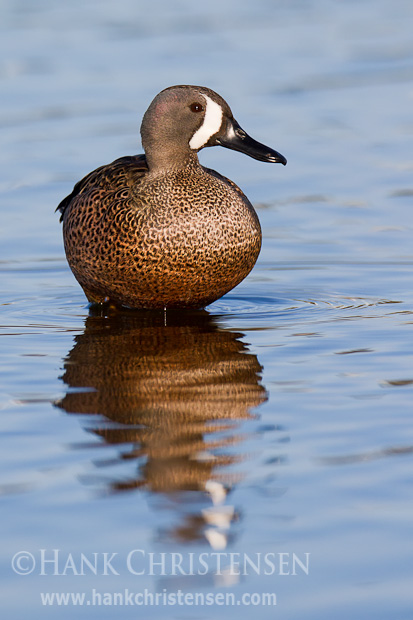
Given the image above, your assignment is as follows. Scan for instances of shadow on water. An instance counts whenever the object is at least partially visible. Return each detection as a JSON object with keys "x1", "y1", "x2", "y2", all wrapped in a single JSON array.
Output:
[{"x1": 56, "y1": 307, "x2": 267, "y2": 545}]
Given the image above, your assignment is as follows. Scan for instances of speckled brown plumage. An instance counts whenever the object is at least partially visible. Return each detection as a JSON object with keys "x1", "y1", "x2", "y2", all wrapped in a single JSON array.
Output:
[{"x1": 57, "y1": 85, "x2": 286, "y2": 309}]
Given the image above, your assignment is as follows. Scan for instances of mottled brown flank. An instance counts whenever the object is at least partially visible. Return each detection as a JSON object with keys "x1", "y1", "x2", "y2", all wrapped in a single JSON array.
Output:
[{"x1": 59, "y1": 154, "x2": 261, "y2": 309}]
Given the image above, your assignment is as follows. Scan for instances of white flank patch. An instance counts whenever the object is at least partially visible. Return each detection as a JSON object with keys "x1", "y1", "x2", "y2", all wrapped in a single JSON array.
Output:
[{"x1": 189, "y1": 94, "x2": 223, "y2": 150}]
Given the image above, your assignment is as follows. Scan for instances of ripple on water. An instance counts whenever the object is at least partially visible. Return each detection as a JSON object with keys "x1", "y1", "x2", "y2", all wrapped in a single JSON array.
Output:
[{"x1": 212, "y1": 290, "x2": 402, "y2": 319}]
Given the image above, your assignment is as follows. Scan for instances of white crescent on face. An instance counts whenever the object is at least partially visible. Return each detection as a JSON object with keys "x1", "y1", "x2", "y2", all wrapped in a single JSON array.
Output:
[{"x1": 189, "y1": 93, "x2": 223, "y2": 151}]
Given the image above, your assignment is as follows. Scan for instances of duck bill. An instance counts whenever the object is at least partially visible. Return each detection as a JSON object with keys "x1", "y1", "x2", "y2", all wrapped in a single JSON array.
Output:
[{"x1": 216, "y1": 119, "x2": 287, "y2": 165}]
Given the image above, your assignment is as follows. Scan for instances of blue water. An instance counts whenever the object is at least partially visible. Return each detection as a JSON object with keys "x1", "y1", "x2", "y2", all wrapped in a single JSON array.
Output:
[{"x1": 1, "y1": 1, "x2": 413, "y2": 618}]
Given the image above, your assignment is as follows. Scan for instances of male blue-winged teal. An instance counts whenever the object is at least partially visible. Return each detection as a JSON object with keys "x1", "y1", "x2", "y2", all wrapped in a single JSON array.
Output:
[{"x1": 57, "y1": 85, "x2": 286, "y2": 309}]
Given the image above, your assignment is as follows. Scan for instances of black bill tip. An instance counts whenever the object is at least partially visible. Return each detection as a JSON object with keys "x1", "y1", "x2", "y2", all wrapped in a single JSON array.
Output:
[{"x1": 216, "y1": 119, "x2": 287, "y2": 165}]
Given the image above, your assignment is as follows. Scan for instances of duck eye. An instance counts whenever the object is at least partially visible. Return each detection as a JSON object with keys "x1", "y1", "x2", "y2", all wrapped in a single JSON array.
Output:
[{"x1": 190, "y1": 102, "x2": 204, "y2": 113}]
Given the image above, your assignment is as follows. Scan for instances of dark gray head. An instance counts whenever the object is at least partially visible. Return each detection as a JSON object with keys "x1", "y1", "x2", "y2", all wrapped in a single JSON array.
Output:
[{"x1": 140, "y1": 85, "x2": 287, "y2": 173}]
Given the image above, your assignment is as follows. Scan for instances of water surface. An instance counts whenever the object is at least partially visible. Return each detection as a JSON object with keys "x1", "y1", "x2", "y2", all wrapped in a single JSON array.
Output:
[{"x1": 1, "y1": 1, "x2": 413, "y2": 618}]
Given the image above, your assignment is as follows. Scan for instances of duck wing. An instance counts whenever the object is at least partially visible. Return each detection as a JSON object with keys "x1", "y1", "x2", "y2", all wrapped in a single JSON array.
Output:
[{"x1": 56, "y1": 154, "x2": 148, "y2": 222}]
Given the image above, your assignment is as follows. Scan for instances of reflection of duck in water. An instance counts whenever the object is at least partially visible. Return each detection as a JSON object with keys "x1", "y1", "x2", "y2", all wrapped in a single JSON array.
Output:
[{"x1": 56, "y1": 309, "x2": 267, "y2": 545}]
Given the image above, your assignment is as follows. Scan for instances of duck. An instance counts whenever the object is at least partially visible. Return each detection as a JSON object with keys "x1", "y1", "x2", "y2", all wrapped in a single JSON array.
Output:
[{"x1": 57, "y1": 85, "x2": 286, "y2": 309}]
